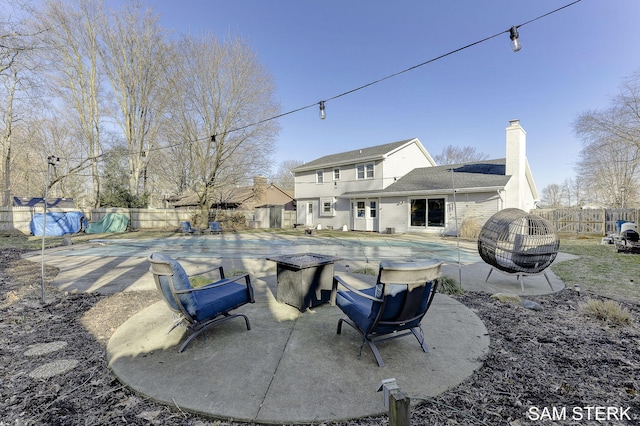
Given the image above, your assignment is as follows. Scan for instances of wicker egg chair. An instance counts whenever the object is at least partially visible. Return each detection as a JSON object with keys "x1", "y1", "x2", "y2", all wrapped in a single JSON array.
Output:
[{"x1": 477, "y1": 208, "x2": 559, "y2": 292}]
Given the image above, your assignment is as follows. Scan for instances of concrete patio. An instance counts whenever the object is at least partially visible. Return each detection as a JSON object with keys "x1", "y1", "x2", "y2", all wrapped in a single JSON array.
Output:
[{"x1": 25, "y1": 232, "x2": 570, "y2": 423}]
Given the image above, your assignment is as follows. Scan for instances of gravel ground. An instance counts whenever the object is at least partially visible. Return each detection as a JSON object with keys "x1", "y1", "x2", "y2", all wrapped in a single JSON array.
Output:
[{"x1": 1, "y1": 247, "x2": 639, "y2": 425}]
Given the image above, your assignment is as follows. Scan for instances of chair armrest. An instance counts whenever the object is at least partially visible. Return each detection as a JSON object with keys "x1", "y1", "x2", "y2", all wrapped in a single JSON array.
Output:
[
  {"x1": 331, "y1": 275, "x2": 382, "y2": 306},
  {"x1": 188, "y1": 265, "x2": 225, "y2": 280}
]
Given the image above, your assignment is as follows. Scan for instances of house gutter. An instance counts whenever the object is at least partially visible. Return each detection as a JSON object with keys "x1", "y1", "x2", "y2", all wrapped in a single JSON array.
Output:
[
  {"x1": 292, "y1": 154, "x2": 386, "y2": 173},
  {"x1": 336, "y1": 186, "x2": 506, "y2": 199}
]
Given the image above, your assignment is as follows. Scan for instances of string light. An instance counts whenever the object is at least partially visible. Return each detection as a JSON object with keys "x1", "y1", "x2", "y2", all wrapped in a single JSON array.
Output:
[
  {"x1": 509, "y1": 26, "x2": 522, "y2": 52},
  {"x1": 62, "y1": 0, "x2": 583, "y2": 163}
]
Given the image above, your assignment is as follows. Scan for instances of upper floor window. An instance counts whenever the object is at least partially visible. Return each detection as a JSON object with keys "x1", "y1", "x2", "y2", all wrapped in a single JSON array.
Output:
[
  {"x1": 356, "y1": 163, "x2": 374, "y2": 180},
  {"x1": 333, "y1": 168, "x2": 340, "y2": 180},
  {"x1": 316, "y1": 170, "x2": 324, "y2": 184}
]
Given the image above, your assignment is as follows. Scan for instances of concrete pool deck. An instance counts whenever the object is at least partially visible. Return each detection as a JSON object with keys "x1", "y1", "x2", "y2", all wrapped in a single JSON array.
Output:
[{"x1": 25, "y1": 232, "x2": 572, "y2": 424}]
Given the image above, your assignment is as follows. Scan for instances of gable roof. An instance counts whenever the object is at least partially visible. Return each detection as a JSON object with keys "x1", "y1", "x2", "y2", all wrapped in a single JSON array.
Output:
[
  {"x1": 292, "y1": 138, "x2": 434, "y2": 172},
  {"x1": 172, "y1": 183, "x2": 294, "y2": 208},
  {"x1": 13, "y1": 197, "x2": 76, "y2": 209},
  {"x1": 340, "y1": 159, "x2": 511, "y2": 197}
]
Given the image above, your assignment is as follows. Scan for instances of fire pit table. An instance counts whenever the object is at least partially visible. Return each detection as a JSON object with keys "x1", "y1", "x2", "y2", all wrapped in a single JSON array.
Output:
[{"x1": 267, "y1": 253, "x2": 342, "y2": 311}]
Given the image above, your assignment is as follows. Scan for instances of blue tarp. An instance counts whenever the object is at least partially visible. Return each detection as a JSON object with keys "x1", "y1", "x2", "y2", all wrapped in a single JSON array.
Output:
[{"x1": 30, "y1": 211, "x2": 85, "y2": 236}]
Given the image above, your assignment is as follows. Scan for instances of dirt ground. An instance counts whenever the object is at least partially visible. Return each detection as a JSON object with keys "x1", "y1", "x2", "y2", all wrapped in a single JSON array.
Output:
[{"x1": 1, "y1": 247, "x2": 639, "y2": 425}]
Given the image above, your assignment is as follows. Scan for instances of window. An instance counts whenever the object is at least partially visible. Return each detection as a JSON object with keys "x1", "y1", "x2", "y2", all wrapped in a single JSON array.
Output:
[
  {"x1": 410, "y1": 199, "x2": 426, "y2": 227},
  {"x1": 370, "y1": 201, "x2": 377, "y2": 218},
  {"x1": 427, "y1": 198, "x2": 445, "y2": 227},
  {"x1": 410, "y1": 198, "x2": 445, "y2": 227},
  {"x1": 357, "y1": 201, "x2": 365, "y2": 218},
  {"x1": 316, "y1": 170, "x2": 324, "y2": 184},
  {"x1": 356, "y1": 163, "x2": 374, "y2": 180},
  {"x1": 333, "y1": 168, "x2": 340, "y2": 180},
  {"x1": 320, "y1": 197, "x2": 335, "y2": 216}
]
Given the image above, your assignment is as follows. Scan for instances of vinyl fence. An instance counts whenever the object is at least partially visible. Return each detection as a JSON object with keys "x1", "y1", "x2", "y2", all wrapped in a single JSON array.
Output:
[{"x1": 0, "y1": 206, "x2": 297, "y2": 235}]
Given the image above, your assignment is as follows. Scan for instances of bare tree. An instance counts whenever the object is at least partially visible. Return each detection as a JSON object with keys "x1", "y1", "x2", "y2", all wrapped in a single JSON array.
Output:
[
  {"x1": 575, "y1": 137, "x2": 639, "y2": 208},
  {"x1": 433, "y1": 145, "x2": 489, "y2": 165},
  {"x1": 272, "y1": 160, "x2": 303, "y2": 190},
  {"x1": 37, "y1": 0, "x2": 105, "y2": 207},
  {"x1": 99, "y1": 1, "x2": 171, "y2": 197},
  {"x1": 0, "y1": 2, "x2": 40, "y2": 205},
  {"x1": 540, "y1": 183, "x2": 563, "y2": 207},
  {"x1": 164, "y1": 33, "x2": 280, "y2": 225},
  {"x1": 575, "y1": 71, "x2": 640, "y2": 208}
]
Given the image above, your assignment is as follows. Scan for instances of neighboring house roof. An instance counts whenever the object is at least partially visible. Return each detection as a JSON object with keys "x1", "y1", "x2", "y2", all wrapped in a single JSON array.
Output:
[
  {"x1": 292, "y1": 138, "x2": 435, "y2": 172},
  {"x1": 13, "y1": 197, "x2": 76, "y2": 209},
  {"x1": 339, "y1": 159, "x2": 511, "y2": 198},
  {"x1": 171, "y1": 183, "x2": 294, "y2": 208},
  {"x1": 262, "y1": 184, "x2": 295, "y2": 207}
]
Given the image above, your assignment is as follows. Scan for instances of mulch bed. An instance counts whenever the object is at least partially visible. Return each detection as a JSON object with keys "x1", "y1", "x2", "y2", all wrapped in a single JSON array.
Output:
[{"x1": 1, "y1": 248, "x2": 638, "y2": 425}]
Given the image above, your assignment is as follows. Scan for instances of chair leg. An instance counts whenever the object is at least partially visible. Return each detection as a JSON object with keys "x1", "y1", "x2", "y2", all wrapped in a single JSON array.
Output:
[
  {"x1": 485, "y1": 267, "x2": 494, "y2": 282},
  {"x1": 178, "y1": 313, "x2": 251, "y2": 353},
  {"x1": 178, "y1": 327, "x2": 207, "y2": 353},
  {"x1": 366, "y1": 339, "x2": 385, "y2": 367},
  {"x1": 166, "y1": 319, "x2": 184, "y2": 335},
  {"x1": 411, "y1": 327, "x2": 429, "y2": 353},
  {"x1": 544, "y1": 272, "x2": 554, "y2": 291}
]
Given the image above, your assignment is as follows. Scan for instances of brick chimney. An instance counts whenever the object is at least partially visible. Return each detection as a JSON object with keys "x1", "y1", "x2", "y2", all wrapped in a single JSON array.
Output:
[
  {"x1": 253, "y1": 176, "x2": 268, "y2": 206},
  {"x1": 505, "y1": 119, "x2": 526, "y2": 210}
]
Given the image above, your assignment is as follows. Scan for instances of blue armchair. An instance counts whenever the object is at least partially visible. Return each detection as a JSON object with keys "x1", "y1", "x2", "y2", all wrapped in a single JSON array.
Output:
[
  {"x1": 180, "y1": 221, "x2": 196, "y2": 234},
  {"x1": 331, "y1": 259, "x2": 443, "y2": 366},
  {"x1": 209, "y1": 221, "x2": 222, "y2": 234},
  {"x1": 148, "y1": 253, "x2": 255, "y2": 352}
]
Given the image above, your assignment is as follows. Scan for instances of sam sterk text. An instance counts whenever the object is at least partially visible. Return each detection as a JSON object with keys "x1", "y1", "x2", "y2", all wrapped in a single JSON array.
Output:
[{"x1": 527, "y1": 406, "x2": 632, "y2": 421}]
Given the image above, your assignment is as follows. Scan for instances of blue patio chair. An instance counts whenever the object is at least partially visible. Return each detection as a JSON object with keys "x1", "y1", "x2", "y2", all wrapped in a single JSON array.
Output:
[
  {"x1": 331, "y1": 259, "x2": 443, "y2": 366},
  {"x1": 209, "y1": 221, "x2": 222, "y2": 234},
  {"x1": 148, "y1": 253, "x2": 255, "y2": 353},
  {"x1": 180, "y1": 221, "x2": 196, "y2": 234}
]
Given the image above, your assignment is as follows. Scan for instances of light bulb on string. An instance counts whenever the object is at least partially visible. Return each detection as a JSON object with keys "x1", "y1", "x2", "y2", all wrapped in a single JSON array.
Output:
[
  {"x1": 509, "y1": 26, "x2": 522, "y2": 52},
  {"x1": 319, "y1": 101, "x2": 326, "y2": 120}
]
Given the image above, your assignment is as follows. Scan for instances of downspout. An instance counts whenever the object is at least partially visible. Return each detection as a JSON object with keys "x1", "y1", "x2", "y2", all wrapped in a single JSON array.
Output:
[{"x1": 497, "y1": 189, "x2": 505, "y2": 210}]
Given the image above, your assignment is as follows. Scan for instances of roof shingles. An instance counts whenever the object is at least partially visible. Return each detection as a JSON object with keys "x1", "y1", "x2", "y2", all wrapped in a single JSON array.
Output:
[{"x1": 293, "y1": 139, "x2": 416, "y2": 171}]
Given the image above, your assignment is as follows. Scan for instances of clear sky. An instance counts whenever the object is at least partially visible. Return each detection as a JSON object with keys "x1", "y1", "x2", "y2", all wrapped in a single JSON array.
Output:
[{"x1": 146, "y1": 0, "x2": 640, "y2": 191}]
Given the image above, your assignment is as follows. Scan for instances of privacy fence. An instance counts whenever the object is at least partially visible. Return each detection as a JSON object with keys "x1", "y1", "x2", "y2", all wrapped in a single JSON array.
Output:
[
  {"x1": 2, "y1": 205, "x2": 633, "y2": 236},
  {"x1": 534, "y1": 208, "x2": 639, "y2": 235},
  {"x1": 0, "y1": 206, "x2": 296, "y2": 235}
]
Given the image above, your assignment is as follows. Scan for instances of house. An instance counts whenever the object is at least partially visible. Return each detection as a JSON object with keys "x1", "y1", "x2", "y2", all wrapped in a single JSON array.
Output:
[
  {"x1": 292, "y1": 119, "x2": 539, "y2": 233},
  {"x1": 170, "y1": 176, "x2": 295, "y2": 211},
  {"x1": 13, "y1": 197, "x2": 76, "y2": 209}
]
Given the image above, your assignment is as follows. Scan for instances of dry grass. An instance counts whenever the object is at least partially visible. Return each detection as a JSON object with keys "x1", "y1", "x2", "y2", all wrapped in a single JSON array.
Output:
[
  {"x1": 352, "y1": 266, "x2": 377, "y2": 276},
  {"x1": 437, "y1": 275, "x2": 464, "y2": 295},
  {"x1": 459, "y1": 217, "x2": 482, "y2": 240},
  {"x1": 579, "y1": 298, "x2": 633, "y2": 326}
]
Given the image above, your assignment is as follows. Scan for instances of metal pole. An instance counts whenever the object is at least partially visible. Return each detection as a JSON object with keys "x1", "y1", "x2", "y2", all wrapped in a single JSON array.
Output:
[
  {"x1": 41, "y1": 155, "x2": 58, "y2": 302},
  {"x1": 450, "y1": 168, "x2": 462, "y2": 286}
]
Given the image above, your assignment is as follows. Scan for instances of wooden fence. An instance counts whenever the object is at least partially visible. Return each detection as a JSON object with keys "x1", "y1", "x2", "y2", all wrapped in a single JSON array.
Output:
[{"x1": 534, "y1": 208, "x2": 639, "y2": 235}]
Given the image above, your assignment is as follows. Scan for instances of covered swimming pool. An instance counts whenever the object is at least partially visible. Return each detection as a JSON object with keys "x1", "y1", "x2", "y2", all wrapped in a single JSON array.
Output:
[{"x1": 74, "y1": 232, "x2": 480, "y2": 264}]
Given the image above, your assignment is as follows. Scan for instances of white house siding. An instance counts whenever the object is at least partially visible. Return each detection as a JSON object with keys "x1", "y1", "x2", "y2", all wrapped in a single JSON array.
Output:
[
  {"x1": 379, "y1": 197, "x2": 409, "y2": 233},
  {"x1": 295, "y1": 161, "x2": 387, "y2": 228},
  {"x1": 446, "y1": 192, "x2": 504, "y2": 233},
  {"x1": 376, "y1": 192, "x2": 504, "y2": 235},
  {"x1": 381, "y1": 142, "x2": 434, "y2": 188}
]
